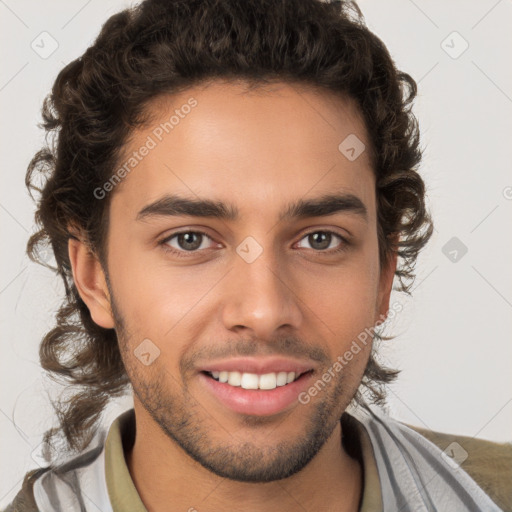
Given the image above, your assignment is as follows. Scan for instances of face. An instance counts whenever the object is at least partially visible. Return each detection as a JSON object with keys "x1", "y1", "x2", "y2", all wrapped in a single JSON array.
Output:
[{"x1": 78, "y1": 80, "x2": 395, "y2": 482}]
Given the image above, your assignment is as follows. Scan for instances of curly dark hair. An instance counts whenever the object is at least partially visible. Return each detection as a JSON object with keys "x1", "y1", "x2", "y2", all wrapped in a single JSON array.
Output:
[{"x1": 26, "y1": 0, "x2": 433, "y2": 459}]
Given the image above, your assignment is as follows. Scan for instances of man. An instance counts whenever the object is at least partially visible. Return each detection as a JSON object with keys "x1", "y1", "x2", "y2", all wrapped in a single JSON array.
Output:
[{"x1": 5, "y1": 0, "x2": 511, "y2": 510}]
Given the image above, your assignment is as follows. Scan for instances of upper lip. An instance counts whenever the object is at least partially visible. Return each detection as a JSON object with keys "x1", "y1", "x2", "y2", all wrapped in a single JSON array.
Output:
[{"x1": 199, "y1": 357, "x2": 316, "y2": 376}]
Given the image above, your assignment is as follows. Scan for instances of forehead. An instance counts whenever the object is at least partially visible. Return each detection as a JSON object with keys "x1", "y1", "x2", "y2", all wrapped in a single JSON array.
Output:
[{"x1": 111, "y1": 80, "x2": 376, "y2": 222}]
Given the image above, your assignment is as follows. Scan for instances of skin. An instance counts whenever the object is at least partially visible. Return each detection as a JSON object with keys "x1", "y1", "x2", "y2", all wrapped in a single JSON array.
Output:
[{"x1": 69, "y1": 80, "x2": 397, "y2": 512}]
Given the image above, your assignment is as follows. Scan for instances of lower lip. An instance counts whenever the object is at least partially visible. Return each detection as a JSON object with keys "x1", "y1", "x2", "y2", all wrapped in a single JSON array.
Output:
[{"x1": 198, "y1": 371, "x2": 314, "y2": 416}]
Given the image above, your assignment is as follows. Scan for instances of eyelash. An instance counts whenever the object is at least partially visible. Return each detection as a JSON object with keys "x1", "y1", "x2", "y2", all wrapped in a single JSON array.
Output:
[{"x1": 158, "y1": 229, "x2": 350, "y2": 259}]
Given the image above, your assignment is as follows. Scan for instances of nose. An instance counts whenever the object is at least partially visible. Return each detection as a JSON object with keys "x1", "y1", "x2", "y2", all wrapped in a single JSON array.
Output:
[{"x1": 220, "y1": 244, "x2": 303, "y2": 341}]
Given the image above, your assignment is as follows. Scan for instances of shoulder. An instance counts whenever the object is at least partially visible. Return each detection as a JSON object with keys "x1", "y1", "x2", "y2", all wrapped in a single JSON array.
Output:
[
  {"x1": 406, "y1": 423, "x2": 512, "y2": 512},
  {"x1": 2, "y1": 434, "x2": 108, "y2": 512},
  {"x1": 2, "y1": 466, "x2": 51, "y2": 512}
]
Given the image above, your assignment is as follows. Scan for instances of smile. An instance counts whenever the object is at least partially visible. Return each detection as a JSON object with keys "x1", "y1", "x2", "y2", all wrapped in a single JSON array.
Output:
[
  {"x1": 205, "y1": 370, "x2": 307, "y2": 390},
  {"x1": 199, "y1": 369, "x2": 315, "y2": 416}
]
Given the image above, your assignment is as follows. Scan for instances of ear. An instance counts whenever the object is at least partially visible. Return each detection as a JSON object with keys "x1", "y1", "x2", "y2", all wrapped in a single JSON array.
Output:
[
  {"x1": 375, "y1": 233, "x2": 399, "y2": 323},
  {"x1": 68, "y1": 237, "x2": 115, "y2": 329}
]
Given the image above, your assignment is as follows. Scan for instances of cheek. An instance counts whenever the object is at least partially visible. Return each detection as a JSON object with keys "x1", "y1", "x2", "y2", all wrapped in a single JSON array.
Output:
[
  {"x1": 302, "y1": 253, "x2": 380, "y2": 363},
  {"x1": 107, "y1": 240, "x2": 218, "y2": 353},
  {"x1": 306, "y1": 253, "x2": 380, "y2": 321}
]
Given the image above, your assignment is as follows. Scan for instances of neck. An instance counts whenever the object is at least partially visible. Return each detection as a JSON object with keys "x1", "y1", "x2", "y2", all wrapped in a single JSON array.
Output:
[{"x1": 125, "y1": 406, "x2": 362, "y2": 512}]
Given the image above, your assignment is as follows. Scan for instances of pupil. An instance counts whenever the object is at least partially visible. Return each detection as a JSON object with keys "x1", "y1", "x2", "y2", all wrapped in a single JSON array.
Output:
[
  {"x1": 179, "y1": 232, "x2": 202, "y2": 251},
  {"x1": 310, "y1": 232, "x2": 330, "y2": 250}
]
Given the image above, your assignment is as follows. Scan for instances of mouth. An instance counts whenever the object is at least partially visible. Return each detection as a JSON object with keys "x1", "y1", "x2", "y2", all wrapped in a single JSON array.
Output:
[
  {"x1": 201, "y1": 369, "x2": 312, "y2": 390},
  {"x1": 198, "y1": 369, "x2": 315, "y2": 416}
]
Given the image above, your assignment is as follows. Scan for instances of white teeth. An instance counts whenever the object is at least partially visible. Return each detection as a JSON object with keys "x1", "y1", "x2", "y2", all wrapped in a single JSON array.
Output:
[
  {"x1": 209, "y1": 370, "x2": 300, "y2": 389},
  {"x1": 276, "y1": 372, "x2": 288, "y2": 386},
  {"x1": 240, "y1": 373, "x2": 259, "y2": 389},
  {"x1": 227, "y1": 371, "x2": 242, "y2": 387},
  {"x1": 259, "y1": 373, "x2": 277, "y2": 390}
]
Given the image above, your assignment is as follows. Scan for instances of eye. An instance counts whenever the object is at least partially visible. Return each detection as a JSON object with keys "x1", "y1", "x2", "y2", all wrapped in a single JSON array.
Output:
[
  {"x1": 295, "y1": 230, "x2": 348, "y2": 254},
  {"x1": 160, "y1": 230, "x2": 217, "y2": 257},
  {"x1": 159, "y1": 229, "x2": 350, "y2": 259}
]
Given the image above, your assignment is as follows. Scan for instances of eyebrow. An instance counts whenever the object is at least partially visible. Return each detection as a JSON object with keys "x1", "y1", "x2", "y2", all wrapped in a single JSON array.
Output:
[{"x1": 136, "y1": 192, "x2": 368, "y2": 223}]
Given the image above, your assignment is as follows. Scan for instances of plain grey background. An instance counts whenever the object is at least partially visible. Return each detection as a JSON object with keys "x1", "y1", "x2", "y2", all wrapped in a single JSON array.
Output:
[{"x1": 1, "y1": 0, "x2": 511, "y2": 506}]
